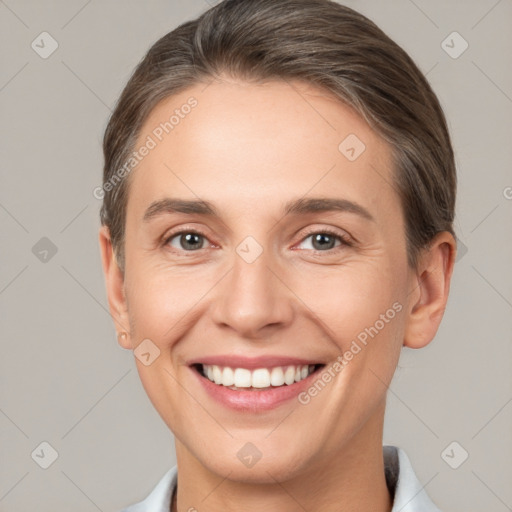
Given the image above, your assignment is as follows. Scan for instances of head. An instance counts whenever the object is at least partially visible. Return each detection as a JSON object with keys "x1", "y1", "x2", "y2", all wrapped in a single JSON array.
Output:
[{"x1": 99, "y1": 0, "x2": 457, "y2": 482}]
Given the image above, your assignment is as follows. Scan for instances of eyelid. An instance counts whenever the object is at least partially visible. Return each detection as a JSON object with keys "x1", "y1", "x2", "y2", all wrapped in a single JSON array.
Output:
[
  {"x1": 161, "y1": 225, "x2": 214, "y2": 250},
  {"x1": 292, "y1": 225, "x2": 354, "y2": 251},
  {"x1": 162, "y1": 224, "x2": 354, "y2": 254}
]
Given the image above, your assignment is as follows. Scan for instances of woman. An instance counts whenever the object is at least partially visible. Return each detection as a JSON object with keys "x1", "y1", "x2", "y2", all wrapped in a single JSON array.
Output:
[{"x1": 98, "y1": 0, "x2": 457, "y2": 510}]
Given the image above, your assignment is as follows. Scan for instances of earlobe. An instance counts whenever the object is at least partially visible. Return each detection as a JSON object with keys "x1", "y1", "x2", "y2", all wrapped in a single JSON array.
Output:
[
  {"x1": 403, "y1": 231, "x2": 457, "y2": 349},
  {"x1": 98, "y1": 226, "x2": 132, "y2": 349}
]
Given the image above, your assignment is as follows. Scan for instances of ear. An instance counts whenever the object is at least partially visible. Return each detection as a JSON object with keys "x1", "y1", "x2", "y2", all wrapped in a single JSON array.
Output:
[
  {"x1": 98, "y1": 225, "x2": 132, "y2": 349},
  {"x1": 403, "y1": 231, "x2": 457, "y2": 349}
]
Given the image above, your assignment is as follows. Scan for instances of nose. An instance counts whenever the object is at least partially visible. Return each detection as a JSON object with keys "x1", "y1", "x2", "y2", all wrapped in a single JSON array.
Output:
[{"x1": 211, "y1": 245, "x2": 295, "y2": 339}]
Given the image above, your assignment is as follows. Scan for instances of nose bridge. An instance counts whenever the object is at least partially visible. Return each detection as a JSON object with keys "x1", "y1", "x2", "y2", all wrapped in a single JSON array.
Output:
[{"x1": 212, "y1": 235, "x2": 293, "y2": 337}]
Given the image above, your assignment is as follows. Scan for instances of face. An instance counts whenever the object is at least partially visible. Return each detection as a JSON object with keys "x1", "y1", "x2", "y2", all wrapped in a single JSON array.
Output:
[{"x1": 105, "y1": 78, "x2": 421, "y2": 482}]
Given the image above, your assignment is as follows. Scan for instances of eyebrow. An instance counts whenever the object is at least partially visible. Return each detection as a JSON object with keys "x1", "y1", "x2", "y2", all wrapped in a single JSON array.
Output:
[{"x1": 142, "y1": 197, "x2": 375, "y2": 223}]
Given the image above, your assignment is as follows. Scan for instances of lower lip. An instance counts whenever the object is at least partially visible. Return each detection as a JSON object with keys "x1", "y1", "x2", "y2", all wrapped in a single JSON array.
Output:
[{"x1": 192, "y1": 366, "x2": 323, "y2": 411}]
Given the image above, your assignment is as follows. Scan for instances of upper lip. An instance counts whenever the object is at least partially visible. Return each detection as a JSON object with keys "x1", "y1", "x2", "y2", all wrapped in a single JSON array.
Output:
[{"x1": 188, "y1": 355, "x2": 325, "y2": 370}]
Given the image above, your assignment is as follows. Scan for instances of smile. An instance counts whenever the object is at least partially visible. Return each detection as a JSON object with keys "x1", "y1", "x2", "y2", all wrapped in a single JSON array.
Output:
[
  {"x1": 188, "y1": 355, "x2": 326, "y2": 410},
  {"x1": 198, "y1": 363, "x2": 322, "y2": 390}
]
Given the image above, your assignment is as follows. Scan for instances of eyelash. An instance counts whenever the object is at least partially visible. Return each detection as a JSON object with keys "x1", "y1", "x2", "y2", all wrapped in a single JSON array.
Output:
[{"x1": 162, "y1": 226, "x2": 353, "y2": 255}]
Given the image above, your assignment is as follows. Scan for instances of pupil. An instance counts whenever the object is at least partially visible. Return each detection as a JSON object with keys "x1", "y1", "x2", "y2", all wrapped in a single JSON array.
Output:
[
  {"x1": 182, "y1": 233, "x2": 201, "y2": 250},
  {"x1": 314, "y1": 233, "x2": 334, "y2": 250},
  {"x1": 179, "y1": 233, "x2": 335, "y2": 251}
]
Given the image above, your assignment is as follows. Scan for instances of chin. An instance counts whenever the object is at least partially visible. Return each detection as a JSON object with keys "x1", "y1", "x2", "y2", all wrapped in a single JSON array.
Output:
[{"x1": 197, "y1": 445, "x2": 311, "y2": 484}]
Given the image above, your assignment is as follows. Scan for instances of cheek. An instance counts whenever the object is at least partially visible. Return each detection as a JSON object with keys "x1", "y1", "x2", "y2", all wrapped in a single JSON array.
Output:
[
  {"x1": 125, "y1": 262, "x2": 214, "y2": 344},
  {"x1": 292, "y1": 258, "x2": 405, "y2": 347}
]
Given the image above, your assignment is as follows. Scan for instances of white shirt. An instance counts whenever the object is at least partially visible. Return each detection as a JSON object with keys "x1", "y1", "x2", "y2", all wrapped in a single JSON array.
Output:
[{"x1": 121, "y1": 445, "x2": 442, "y2": 511}]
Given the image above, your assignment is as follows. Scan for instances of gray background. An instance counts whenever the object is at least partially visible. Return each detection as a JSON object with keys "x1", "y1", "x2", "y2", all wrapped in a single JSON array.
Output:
[{"x1": 1, "y1": 0, "x2": 511, "y2": 510}]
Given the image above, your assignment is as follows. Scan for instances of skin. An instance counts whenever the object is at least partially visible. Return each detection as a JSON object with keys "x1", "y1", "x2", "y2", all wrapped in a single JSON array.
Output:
[{"x1": 99, "y1": 77, "x2": 456, "y2": 512}]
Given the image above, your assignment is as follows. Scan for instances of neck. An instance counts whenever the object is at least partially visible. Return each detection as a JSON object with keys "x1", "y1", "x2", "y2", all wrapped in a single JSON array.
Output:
[{"x1": 172, "y1": 402, "x2": 392, "y2": 512}]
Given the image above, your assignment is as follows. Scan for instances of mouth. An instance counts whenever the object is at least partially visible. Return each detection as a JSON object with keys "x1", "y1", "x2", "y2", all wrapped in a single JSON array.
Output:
[
  {"x1": 192, "y1": 364, "x2": 325, "y2": 391},
  {"x1": 187, "y1": 354, "x2": 328, "y2": 410},
  {"x1": 192, "y1": 363, "x2": 325, "y2": 391}
]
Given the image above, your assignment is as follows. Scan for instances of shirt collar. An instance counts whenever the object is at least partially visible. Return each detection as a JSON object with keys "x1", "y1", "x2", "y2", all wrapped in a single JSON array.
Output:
[
  {"x1": 121, "y1": 445, "x2": 442, "y2": 512},
  {"x1": 387, "y1": 446, "x2": 442, "y2": 512}
]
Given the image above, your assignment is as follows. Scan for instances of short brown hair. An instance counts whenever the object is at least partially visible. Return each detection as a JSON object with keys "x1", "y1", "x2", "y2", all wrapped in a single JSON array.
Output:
[{"x1": 101, "y1": 0, "x2": 457, "y2": 272}]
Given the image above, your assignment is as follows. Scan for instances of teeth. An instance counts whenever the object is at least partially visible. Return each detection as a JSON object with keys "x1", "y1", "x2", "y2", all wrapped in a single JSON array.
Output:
[
  {"x1": 270, "y1": 367, "x2": 285, "y2": 386},
  {"x1": 233, "y1": 368, "x2": 252, "y2": 387},
  {"x1": 222, "y1": 367, "x2": 234, "y2": 386},
  {"x1": 284, "y1": 366, "x2": 296, "y2": 385},
  {"x1": 201, "y1": 364, "x2": 315, "y2": 388},
  {"x1": 252, "y1": 368, "x2": 270, "y2": 388},
  {"x1": 212, "y1": 365, "x2": 222, "y2": 385}
]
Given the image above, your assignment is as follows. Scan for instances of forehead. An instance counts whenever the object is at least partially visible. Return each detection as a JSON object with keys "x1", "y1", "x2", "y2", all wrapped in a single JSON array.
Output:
[{"x1": 126, "y1": 78, "x2": 399, "y2": 226}]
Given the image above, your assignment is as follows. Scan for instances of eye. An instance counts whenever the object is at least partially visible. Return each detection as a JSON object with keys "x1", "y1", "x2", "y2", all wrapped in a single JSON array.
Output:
[
  {"x1": 162, "y1": 227, "x2": 352, "y2": 254},
  {"x1": 296, "y1": 228, "x2": 352, "y2": 252},
  {"x1": 164, "y1": 230, "x2": 209, "y2": 252}
]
